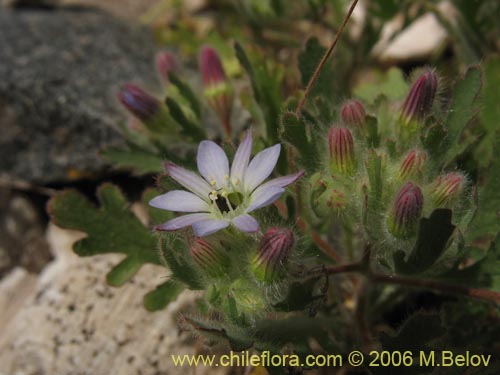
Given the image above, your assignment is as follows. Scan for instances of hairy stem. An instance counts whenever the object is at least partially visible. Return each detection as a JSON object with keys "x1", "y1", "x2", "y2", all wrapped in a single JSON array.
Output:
[{"x1": 295, "y1": 0, "x2": 359, "y2": 116}]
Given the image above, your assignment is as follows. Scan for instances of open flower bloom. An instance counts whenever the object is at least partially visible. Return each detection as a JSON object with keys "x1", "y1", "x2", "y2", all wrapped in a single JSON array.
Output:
[{"x1": 150, "y1": 132, "x2": 304, "y2": 237}]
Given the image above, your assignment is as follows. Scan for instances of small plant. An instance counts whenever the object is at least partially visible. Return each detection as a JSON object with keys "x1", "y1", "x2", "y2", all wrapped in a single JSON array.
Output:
[{"x1": 48, "y1": 1, "x2": 500, "y2": 373}]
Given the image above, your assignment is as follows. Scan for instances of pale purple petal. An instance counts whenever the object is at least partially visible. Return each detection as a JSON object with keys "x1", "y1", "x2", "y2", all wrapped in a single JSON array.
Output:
[
  {"x1": 164, "y1": 161, "x2": 212, "y2": 200},
  {"x1": 192, "y1": 219, "x2": 229, "y2": 237},
  {"x1": 230, "y1": 131, "x2": 253, "y2": 182},
  {"x1": 197, "y1": 141, "x2": 229, "y2": 187},
  {"x1": 232, "y1": 214, "x2": 259, "y2": 233},
  {"x1": 154, "y1": 213, "x2": 211, "y2": 231},
  {"x1": 244, "y1": 144, "x2": 281, "y2": 192},
  {"x1": 149, "y1": 190, "x2": 210, "y2": 212},
  {"x1": 247, "y1": 186, "x2": 285, "y2": 213},
  {"x1": 255, "y1": 170, "x2": 305, "y2": 191}
]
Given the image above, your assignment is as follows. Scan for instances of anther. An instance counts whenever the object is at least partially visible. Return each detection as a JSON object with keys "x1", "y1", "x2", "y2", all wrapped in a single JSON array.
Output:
[{"x1": 232, "y1": 177, "x2": 240, "y2": 186}]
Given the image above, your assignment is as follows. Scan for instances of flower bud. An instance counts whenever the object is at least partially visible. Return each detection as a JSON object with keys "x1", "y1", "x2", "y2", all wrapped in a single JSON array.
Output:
[
  {"x1": 156, "y1": 51, "x2": 179, "y2": 83},
  {"x1": 328, "y1": 126, "x2": 356, "y2": 175},
  {"x1": 400, "y1": 69, "x2": 438, "y2": 124},
  {"x1": 200, "y1": 46, "x2": 233, "y2": 136},
  {"x1": 252, "y1": 228, "x2": 294, "y2": 283},
  {"x1": 431, "y1": 172, "x2": 466, "y2": 207},
  {"x1": 117, "y1": 83, "x2": 161, "y2": 124},
  {"x1": 387, "y1": 182, "x2": 424, "y2": 239},
  {"x1": 341, "y1": 99, "x2": 366, "y2": 128},
  {"x1": 190, "y1": 238, "x2": 230, "y2": 277},
  {"x1": 398, "y1": 149, "x2": 427, "y2": 180}
]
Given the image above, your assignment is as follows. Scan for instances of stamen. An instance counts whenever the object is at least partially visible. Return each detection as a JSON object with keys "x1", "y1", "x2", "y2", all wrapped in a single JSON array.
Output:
[
  {"x1": 210, "y1": 179, "x2": 217, "y2": 187},
  {"x1": 221, "y1": 191, "x2": 228, "y2": 198},
  {"x1": 232, "y1": 177, "x2": 240, "y2": 186}
]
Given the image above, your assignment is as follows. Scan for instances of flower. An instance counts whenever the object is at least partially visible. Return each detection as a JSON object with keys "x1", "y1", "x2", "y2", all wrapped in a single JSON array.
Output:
[
  {"x1": 200, "y1": 46, "x2": 233, "y2": 136},
  {"x1": 431, "y1": 172, "x2": 466, "y2": 207},
  {"x1": 398, "y1": 149, "x2": 427, "y2": 180},
  {"x1": 150, "y1": 131, "x2": 304, "y2": 237},
  {"x1": 387, "y1": 182, "x2": 424, "y2": 239},
  {"x1": 156, "y1": 51, "x2": 179, "y2": 83},
  {"x1": 400, "y1": 68, "x2": 438, "y2": 124},
  {"x1": 341, "y1": 99, "x2": 366, "y2": 128},
  {"x1": 117, "y1": 83, "x2": 161, "y2": 123},
  {"x1": 251, "y1": 227, "x2": 294, "y2": 283},
  {"x1": 328, "y1": 126, "x2": 356, "y2": 175}
]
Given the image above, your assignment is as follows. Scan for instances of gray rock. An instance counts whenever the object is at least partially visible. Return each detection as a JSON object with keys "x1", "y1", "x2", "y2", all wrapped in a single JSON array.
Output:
[{"x1": 0, "y1": 5, "x2": 160, "y2": 183}]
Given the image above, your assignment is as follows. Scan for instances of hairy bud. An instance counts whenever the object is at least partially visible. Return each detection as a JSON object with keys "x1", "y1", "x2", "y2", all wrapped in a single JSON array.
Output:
[
  {"x1": 432, "y1": 172, "x2": 466, "y2": 207},
  {"x1": 341, "y1": 99, "x2": 366, "y2": 128},
  {"x1": 328, "y1": 126, "x2": 356, "y2": 175},
  {"x1": 117, "y1": 83, "x2": 161, "y2": 124},
  {"x1": 156, "y1": 51, "x2": 179, "y2": 83},
  {"x1": 200, "y1": 46, "x2": 233, "y2": 136},
  {"x1": 387, "y1": 182, "x2": 424, "y2": 239},
  {"x1": 252, "y1": 228, "x2": 294, "y2": 283},
  {"x1": 398, "y1": 149, "x2": 428, "y2": 180},
  {"x1": 400, "y1": 69, "x2": 438, "y2": 124},
  {"x1": 190, "y1": 238, "x2": 230, "y2": 277}
]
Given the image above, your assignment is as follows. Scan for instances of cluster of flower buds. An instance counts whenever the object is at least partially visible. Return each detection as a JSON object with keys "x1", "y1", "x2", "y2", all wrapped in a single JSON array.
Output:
[
  {"x1": 251, "y1": 228, "x2": 294, "y2": 283},
  {"x1": 400, "y1": 69, "x2": 438, "y2": 124},
  {"x1": 341, "y1": 99, "x2": 366, "y2": 128},
  {"x1": 156, "y1": 51, "x2": 179, "y2": 84},
  {"x1": 387, "y1": 182, "x2": 424, "y2": 239},
  {"x1": 190, "y1": 238, "x2": 230, "y2": 278},
  {"x1": 200, "y1": 46, "x2": 234, "y2": 136},
  {"x1": 398, "y1": 149, "x2": 428, "y2": 180},
  {"x1": 431, "y1": 172, "x2": 466, "y2": 208},
  {"x1": 328, "y1": 126, "x2": 356, "y2": 175}
]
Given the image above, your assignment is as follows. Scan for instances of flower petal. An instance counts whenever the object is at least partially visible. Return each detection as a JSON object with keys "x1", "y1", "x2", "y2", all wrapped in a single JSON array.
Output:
[
  {"x1": 197, "y1": 140, "x2": 229, "y2": 188},
  {"x1": 230, "y1": 131, "x2": 252, "y2": 183},
  {"x1": 232, "y1": 214, "x2": 259, "y2": 233},
  {"x1": 254, "y1": 170, "x2": 305, "y2": 191},
  {"x1": 164, "y1": 161, "x2": 212, "y2": 200},
  {"x1": 247, "y1": 186, "x2": 285, "y2": 213},
  {"x1": 244, "y1": 144, "x2": 281, "y2": 192},
  {"x1": 154, "y1": 213, "x2": 211, "y2": 231},
  {"x1": 149, "y1": 190, "x2": 210, "y2": 212},
  {"x1": 192, "y1": 219, "x2": 229, "y2": 237}
]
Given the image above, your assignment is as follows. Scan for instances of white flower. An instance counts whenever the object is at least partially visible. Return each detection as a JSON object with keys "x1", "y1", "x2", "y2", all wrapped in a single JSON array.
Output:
[{"x1": 150, "y1": 131, "x2": 304, "y2": 237}]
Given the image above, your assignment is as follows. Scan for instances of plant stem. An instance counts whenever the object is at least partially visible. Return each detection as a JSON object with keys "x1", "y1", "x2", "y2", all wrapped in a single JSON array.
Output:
[
  {"x1": 295, "y1": 0, "x2": 359, "y2": 116},
  {"x1": 371, "y1": 273, "x2": 500, "y2": 304}
]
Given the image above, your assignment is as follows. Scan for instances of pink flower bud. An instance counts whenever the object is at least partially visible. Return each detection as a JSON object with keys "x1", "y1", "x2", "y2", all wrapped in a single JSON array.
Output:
[
  {"x1": 398, "y1": 149, "x2": 428, "y2": 180},
  {"x1": 432, "y1": 172, "x2": 466, "y2": 207},
  {"x1": 400, "y1": 69, "x2": 438, "y2": 124},
  {"x1": 387, "y1": 182, "x2": 424, "y2": 239},
  {"x1": 328, "y1": 126, "x2": 356, "y2": 175},
  {"x1": 252, "y1": 228, "x2": 294, "y2": 283},
  {"x1": 200, "y1": 46, "x2": 233, "y2": 136},
  {"x1": 341, "y1": 99, "x2": 366, "y2": 128},
  {"x1": 117, "y1": 83, "x2": 161, "y2": 124},
  {"x1": 190, "y1": 238, "x2": 229, "y2": 277},
  {"x1": 156, "y1": 51, "x2": 179, "y2": 83}
]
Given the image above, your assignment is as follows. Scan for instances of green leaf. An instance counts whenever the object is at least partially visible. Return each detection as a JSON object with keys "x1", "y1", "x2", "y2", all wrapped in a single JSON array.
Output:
[
  {"x1": 48, "y1": 184, "x2": 160, "y2": 286},
  {"x1": 168, "y1": 73, "x2": 202, "y2": 119},
  {"x1": 443, "y1": 66, "x2": 482, "y2": 164},
  {"x1": 353, "y1": 68, "x2": 408, "y2": 104},
  {"x1": 395, "y1": 209, "x2": 456, "y2": 275},
  {"x1": 101, "y1": 146, "x2": 164, "y2": 175},
  {"x1": 159, "y1": 236, "x2": 205, "y2": 290},
  {"x1": 279, "y1": 111, "x2": 318, "y2": 169},
  {"x1": 143, "y1": 280, "x2": 184, "y2": 312},
  {"x1": 467, "y1": 133, "x2": 500, "y2": 249},
  {"x1": 273, "y1": 277, "x2": 322, "y2": 312},
  {"x1": 234, "y1": 41, "x2": 282, "y2": 142},
  {"x1": 165, "y1": 97, "x2": 206, "y2": 142},
  {"x1": 298, "y1": 37, "x2": 335, "y2": 101}
]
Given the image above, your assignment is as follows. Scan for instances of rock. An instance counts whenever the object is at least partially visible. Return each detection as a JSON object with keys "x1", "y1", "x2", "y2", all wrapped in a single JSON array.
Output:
[
  {"x1": 0, "y1": 224, "x2": 228, "y2": 375},
  {"x1": 0, "y1": 5, "x2": 160, "y2": 184},
  {"x1": 0, "y1": 188, "x2": 52, "y2": 277}
]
